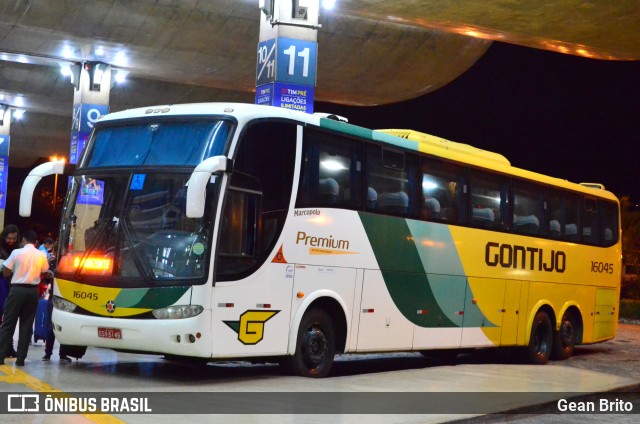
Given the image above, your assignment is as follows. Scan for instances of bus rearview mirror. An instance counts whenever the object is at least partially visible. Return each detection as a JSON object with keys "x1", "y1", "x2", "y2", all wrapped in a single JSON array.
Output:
[
  {"x1": 186, "y1": 156, "x2": 232, "y2": 218},
  {"x1": 20, "y1": 160, "x2": 65, "y2": 217}
]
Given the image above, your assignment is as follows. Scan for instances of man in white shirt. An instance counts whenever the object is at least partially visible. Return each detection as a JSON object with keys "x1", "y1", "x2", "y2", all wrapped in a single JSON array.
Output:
[{"x1": 0, "y1": 229, "x2": 52, "y2": 366}]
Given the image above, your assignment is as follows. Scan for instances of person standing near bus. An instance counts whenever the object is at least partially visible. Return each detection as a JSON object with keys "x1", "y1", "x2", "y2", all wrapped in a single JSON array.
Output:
[
  {"x1": 0, "y1": 230, "x2": 52, "y2": 366},
  {"x1": 0, "y1": 224, "x2": 20, "y2": 358}
]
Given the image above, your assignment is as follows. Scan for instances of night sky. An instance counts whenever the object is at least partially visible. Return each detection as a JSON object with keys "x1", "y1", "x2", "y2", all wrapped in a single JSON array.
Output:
[{"x1": 318, "y1": 41, "x2": 640, "y2": 205}]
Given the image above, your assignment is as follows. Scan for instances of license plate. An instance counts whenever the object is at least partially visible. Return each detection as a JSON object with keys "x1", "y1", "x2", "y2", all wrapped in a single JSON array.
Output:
[{"x1": 98, "y1": 327, "x2": 122, "y2": 339}]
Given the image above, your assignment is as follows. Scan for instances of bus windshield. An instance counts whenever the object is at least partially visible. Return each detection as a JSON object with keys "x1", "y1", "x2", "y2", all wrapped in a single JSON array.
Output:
[{"x1": 57, "y1": 171, "x2": 217, "y2": 286}]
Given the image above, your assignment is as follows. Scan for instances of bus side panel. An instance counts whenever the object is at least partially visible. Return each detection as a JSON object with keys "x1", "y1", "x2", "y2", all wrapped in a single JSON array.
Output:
[
  {"x1": 210, "y1": 263, "x2": 294, "y2": 358},
  {"x1": 356, "y1": 269, "x2": 414, "y2": 352},
  {"x1": 412, "y1": 274, "x2": 465, "y2": 350},
  {"x1": 593, "y1": 288, "x2": 618, "y2": 341},
  {"x1": 461, "y1": 277, "x2": 503, "y2": 348}
]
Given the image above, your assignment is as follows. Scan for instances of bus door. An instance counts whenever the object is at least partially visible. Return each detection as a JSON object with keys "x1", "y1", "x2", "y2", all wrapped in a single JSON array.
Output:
[
  {"x1": 210, "y1": 120, "x2": 298, "y2": 357},
  {"x1": 210, "y1": 181, "x2": 294, "y2": 357}
]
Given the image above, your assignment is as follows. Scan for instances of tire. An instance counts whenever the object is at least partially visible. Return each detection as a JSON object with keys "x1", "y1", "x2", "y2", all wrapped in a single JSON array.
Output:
[
  {"x1": 551, "y1": 311, "x2": 577, "y2": 360},
  {"x1": 285, "y1": 308, "x2": 335, "y2": 378},
  {"x1": 526, "y1": 310, "x2": 553, "y2": 365}
]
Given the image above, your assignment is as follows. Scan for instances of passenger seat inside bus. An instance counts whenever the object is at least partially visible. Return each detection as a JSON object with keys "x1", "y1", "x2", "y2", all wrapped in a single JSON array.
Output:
[
  {"x1": 471, "y1": 207, "x2": 494, "y2": 227},
  {"x1": 318, "y1": 178, "x2": 339, "y2": 204},
  {"x1": 514, "y1": 214, "x2": 540, "y2": 234},
  {"x1": 367, "y1": 187, "x2": 377, "y2": 209},
  {"x1": 423, "y1": 197, "x2": 441, "y2": 220},
  {"x1": 549, "y1": 219, "x2": 561, "y2": 237},
  {"x1": 378, "y1": 191, "x2": 409, "y2": 214}
]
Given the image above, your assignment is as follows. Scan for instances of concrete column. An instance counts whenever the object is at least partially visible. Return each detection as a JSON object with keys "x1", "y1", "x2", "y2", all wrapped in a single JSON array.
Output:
[
  {"x1": 255, "y1": 0, "x2": 319, "y2": 113},
  {"x1": 0, "y1": 107, "x2": 11, "y2": 228},
  {"x1": 70, "y1": 62, "x2": 111, "y2": 165}
]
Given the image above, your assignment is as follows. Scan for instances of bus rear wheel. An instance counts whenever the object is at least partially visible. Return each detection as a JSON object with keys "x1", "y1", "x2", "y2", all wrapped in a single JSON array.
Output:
[
  {"x1": 551, "y1": 311, "x2": 577, "y2": 360},
  {"x1": 286, "y1": 308, "x2": 335, "y2": 378},
  {"x1": 526, "y1": 310, "x2": 552, "y2": 365}
]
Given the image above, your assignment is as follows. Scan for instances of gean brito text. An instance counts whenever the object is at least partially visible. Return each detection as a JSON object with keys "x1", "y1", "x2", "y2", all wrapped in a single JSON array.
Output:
[{"x1": 485, "y1": 242, "x2": 566, "y2": 273}]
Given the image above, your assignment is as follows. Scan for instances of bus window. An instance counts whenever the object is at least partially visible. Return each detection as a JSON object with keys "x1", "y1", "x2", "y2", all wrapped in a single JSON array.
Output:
[
  {"x1": 297, "y1": 129, "x2": 363, "y2": 210},
  {"x1": 469, "y1": 172, "x2": 509, "y2": 231},
  {"x1": 599, "y1": 201, "x2": 619, "y2": 245},
  {"x1": 421, "y1": 158, "x2": 466, "y2": 224},
  {"x1": 217, "y1": 121, "x2": 296, "y2": 281},
  {"x1": 564, "y1": 194, "x2": 581, "y2": 242},
  {"x1": 366, "y1": 145, "x2": 418, "y2": 218},
  {"x1": 547, "y1": 191, "x2": 564, "y2": 239},
  {"x1": 582, "y1": 197, "x2": 600, "y2": 245},
  {"x1": 513, "y1": 182, "x2": 542, "y2": 236}
]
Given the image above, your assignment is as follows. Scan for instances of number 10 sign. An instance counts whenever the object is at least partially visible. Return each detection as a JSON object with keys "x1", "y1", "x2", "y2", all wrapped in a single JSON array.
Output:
[{"x1": 257, "y1": 37, "x2": 317, "y2": 87}]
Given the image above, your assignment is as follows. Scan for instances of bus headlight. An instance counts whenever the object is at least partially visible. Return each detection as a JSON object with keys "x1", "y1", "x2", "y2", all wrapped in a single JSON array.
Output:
[
  {"x1": 152, "y1": 305, "x2": 203, "y2": 319},
  {"x1": 53, "y1": 295, "x2": 77, "y2": 313}
]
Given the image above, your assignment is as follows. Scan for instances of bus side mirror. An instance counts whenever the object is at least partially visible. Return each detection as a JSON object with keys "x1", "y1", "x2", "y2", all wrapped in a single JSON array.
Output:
[
  {"x1": 186, "y1": 156, "x2": 232, "y2": 218},
  {"x1": 20, "y1": 161, "x2": 66, "y2": 217}
]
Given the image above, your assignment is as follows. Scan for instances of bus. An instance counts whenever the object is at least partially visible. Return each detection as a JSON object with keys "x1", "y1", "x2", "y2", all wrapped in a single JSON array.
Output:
[{"x1": 20, "y1": 103, "x2": 621, "y2": 377}]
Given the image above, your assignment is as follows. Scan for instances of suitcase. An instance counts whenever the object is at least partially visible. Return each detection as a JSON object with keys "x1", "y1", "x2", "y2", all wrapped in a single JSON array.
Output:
[
  {"x1": 33, "y1": 297, "x2": 52, "y2": 343},
  {"x1": 59, "y1": 344, "x2": 87, "y2": 360}
]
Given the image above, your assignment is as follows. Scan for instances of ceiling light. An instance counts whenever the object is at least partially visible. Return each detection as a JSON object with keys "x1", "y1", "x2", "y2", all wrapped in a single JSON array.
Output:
[
  {"x1": 114, "y1": 69, "x2": 129, "y2": 84},
  {"x1": 323, "y1": 0, "x2": 336, "y2": 10},
  {"x1": 13, "y1": 109, "x2": 25, "y2": 120}
]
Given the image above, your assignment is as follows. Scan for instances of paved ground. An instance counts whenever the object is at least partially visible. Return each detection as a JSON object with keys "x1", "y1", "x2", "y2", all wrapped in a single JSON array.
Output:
[{"x1": 0, "y1": 323, "x2": 638, "y2": 423}]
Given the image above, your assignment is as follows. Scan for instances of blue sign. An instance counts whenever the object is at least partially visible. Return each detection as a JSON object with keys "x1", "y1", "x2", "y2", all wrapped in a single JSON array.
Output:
[
  {"x1": 0, "y1": 155, "x2": 7, "y2": 209},
  {"x1": 77, "y1": 178, "x2": 104, "y2": 206},
  {"x1": 72, "y1": 103, "x2": 109, "y2": 133},
  {"x1": 273, "y1": 82, "x2": 314, "y2": 113},
  {"x1": 70, "y1": 131, "x2": 90, "y2": 165},
  {"x1": 255, "y1": 82, "x2": 314, "y2": 113},
  {"x1": 276, "y1": 37, "x2": 317, "y2": 86},
  {"x1": 130, "y1": 174, "x2": 146, "y2": 190},
  {"x1": 255, "y1": 84, "x2": 273, "y2": 106},
  {"x1": 0, "y1": 135, "x2": 9, "y2": 157},
  {"x1": 256, "y1": 38, "x2": 276, "y2": 86}
]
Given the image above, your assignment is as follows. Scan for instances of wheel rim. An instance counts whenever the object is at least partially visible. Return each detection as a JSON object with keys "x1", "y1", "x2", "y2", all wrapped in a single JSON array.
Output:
[
  {"x1": 302, "y1": 324, "x2": 328, "y2": 370},
  {"x1": 560, "y1": 318, "x2": 575, "y2": 348}
]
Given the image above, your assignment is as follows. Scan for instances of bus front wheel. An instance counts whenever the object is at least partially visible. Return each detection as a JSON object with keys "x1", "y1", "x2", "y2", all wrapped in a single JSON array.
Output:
[
  {"x1": 551, "y1": 311, "x2": 577, "y2": 360},
  {"x1": 526, "y1": 310, "x2": 553, "y2": 365},
  {"x1": 286, "y1": 308, "x2": 335, "y2": 378}
]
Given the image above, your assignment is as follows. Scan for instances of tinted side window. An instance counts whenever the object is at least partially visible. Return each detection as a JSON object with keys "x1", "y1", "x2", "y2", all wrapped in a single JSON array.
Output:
[
  {"x1": 366, "y1": 145, "x2": 419, "y2": 218},
  {"x1": 599, "y1": 200, "x2": 619, "y2": 246},
  {"x1": 469, "y1": 172, "x2": 509, "y2": 231},
  {"x1": 297, "y1": 129, "x2": 363, "y2": 210},
  {"x1": 513, "y1": 182, "x2": 543, "y2": 236},
  {"x1": 421, "y1": 158, "x2": 466, "y2": 224},
  {"x1": 217, "y1": 121, "x2": 296, "y2": 281}
]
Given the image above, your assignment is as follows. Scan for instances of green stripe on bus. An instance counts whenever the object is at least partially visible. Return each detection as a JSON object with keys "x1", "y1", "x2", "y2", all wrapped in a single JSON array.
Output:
[
  {"x1": 359, "y1": 213, "x2": 458, "y2": 327},
  {"x1": 119, "y1": 286, "x2": 190, "y2": 309},
  {"x1": 319, "y1": 118, "x2": 374, "y2": 139}
]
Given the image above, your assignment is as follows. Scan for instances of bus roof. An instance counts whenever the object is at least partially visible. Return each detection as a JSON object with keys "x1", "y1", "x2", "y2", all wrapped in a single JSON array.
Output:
[{"x1": 97, "y1": 103, "x2": 618, "y2": 202}]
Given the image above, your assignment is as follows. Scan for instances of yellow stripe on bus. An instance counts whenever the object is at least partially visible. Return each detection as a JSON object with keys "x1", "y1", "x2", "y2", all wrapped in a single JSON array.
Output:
[{"x1": 0, "y1": 364, "x2": 125, "y2": 424}]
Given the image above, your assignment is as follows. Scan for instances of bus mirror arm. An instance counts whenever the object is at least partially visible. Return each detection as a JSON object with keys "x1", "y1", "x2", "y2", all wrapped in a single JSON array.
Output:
[
  {"x1": 186, "y1": 155, "x2": 232, "y2": 218},
  {"x1": 19, "y1": 160, "x2": 66, "y2": 217}
]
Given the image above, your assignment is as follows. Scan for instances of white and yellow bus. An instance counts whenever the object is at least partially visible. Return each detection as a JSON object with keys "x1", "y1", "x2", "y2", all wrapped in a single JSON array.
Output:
[{"x1": 20, "y1": 103, "x2": 621, "y2": 377}]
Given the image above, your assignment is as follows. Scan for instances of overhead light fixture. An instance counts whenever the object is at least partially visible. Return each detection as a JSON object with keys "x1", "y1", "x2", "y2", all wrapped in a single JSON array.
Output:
[
  {"x1": 62, "y1": 45, "x2": 74, "y2": 59},
  {"x1": 13, "y1": 109, "x2": 25, "y2": 120},
  {"x1": 114, "y1": 69, "x2": 129, "y2": 84},
  {"x1": 95, "y1": 46, "x2": 104, "y2": 56},
  {"x1": 322, "y1": 0, "x2": 336, "y2": 10},
  {"x1": 60, "y1": 62, "x2": 81, "y2": 89},
  {"x1": 14, "y1": 97, "x2": 24, "y2": 107}
]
